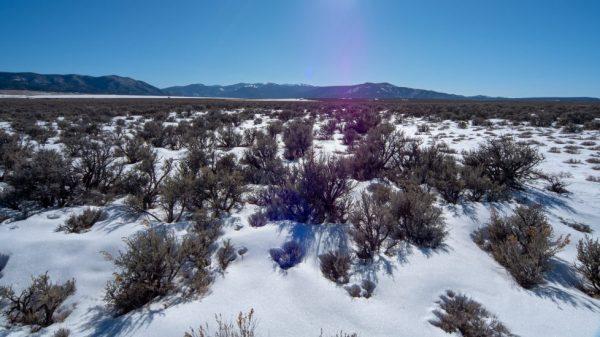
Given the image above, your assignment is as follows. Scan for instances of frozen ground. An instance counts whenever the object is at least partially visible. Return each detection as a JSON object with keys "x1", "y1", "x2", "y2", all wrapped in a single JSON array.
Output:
[{"x1": 0, "y1": 116, "x2": 599, "y2": 337}]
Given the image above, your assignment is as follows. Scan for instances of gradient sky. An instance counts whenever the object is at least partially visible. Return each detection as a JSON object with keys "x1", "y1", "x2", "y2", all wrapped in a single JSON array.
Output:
[{"x1": 1, "y1": 0, "x2": 599, "y2": 97}]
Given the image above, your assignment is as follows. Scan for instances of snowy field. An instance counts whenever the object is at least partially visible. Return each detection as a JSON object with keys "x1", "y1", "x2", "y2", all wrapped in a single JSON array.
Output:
[{"x1": 0, "y1": 111, "x2": 599, "y2": 337}]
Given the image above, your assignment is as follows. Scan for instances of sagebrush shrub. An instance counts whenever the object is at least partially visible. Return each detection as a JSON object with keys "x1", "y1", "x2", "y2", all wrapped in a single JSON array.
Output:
[
  {"x1": 544, "y1": 173, "x2": 570, "y2": 194},
  {"x1": 387, "y1": 186, "x2": 447, "y2": 248},
  {"x1": 216, "y1": 124, "x2": 243, "y2": 149},
  {"x1": 53, "y1": 328, "x2": 71, "y2": 337},
  {"x1": 283, "y1": 119, "x2": 313, "y2": 160},
  {"x1": 241, "y1": 132, "x2": 284, "y2": 185},
  {"x1": 184, "y1": 308, "x2": 257, "y2": 337},
  {"x1": 317, "y1": 119, "x2": 337, "y2": 140},
  {"x1": 198, "y1": 163, "x2": 246, "y2": 215},
  {"x1": 75, "y1": 136, "x2": 123, "y2": 194},
  {"x1": 319, "y1": 250, "x2": 351, "y2": 284},
  {"x1": 158, "y1": 172, "x2": 189, "y2": 223},
  {"x1": 57, "y1": 208, "x2": 107, "y2": 233},
  {"x1": 431, "y1": 156, "x2": 465, "y2": 204},
  {"x1": 140, "y1": 120, "x2": 167, "y2": 147},
  {"x1": 1, "y1": 149, "x2": 78, "y2": 210},
  {"x1": 267, "y1": 120, "x2": 284, "y2": 137},
  {"x1": 248, "y1": 211, "x2": 267, "y2": 227},
  {"x1": 474, "y1": 205, "x2": 569, "y2": 288},
  {"x1": 361, "y1": 280, "x2": 376, "y2": 298},
  {"x1": 348, "y1": 192, "x2": 394, "y2": 260},
  {"x1": 463, "y1": 136, "x2": 543, "y2": 191},
  {"x1": 270, "y1": 241, "x2": 303, "y2": 269},
  {"x1": 258, "y1": 184, "x2": 311, "y2": 223},
  {"x1": 575, "y1": 236, "x2": 600, "y2": 295},
  {"x1": 119, "y1": 136, "x2": 151, "y2": 164},
  {"x1": 294, "y1": 153, "x2": 353, "y2": 223},
  {"x1": 342, "y1": 126, "x2": 359, "y2": 147},
  {"x1": 182, "y1": 211, "x2": 222, "y2": 293},
  {"x1": 461, "y1": 165, "x2": 502, "y2": 202},
  {"x1": 105, "y1": 228, "x2": 185, "y2": 315},
  {"x1": 345, "y1": 284, "x2": 362, "y2": 298},
  {"x1": 0, "y1": 273, "x2": 75, "y2": 328},
  {"x1": 122, "y1": 149, "x2": 173, "y2": 211},
  {"x1": 0, "y1": 253, "x2": 9, "y2": 276},
  {"x1": 350, "y1": 123, "x2": 412, "y2": 181},
  {"x1": 431, "y1": 290, "x2": 516, "y2": 337},
  {"x1": 217, "y1": 239, "x2": 237, "y2": 271},
  {"x1": 319, "y1": 331, "x2": 358, "y2": 337},
  {"x1": 257, "y1": 154, "x2": 352, "y2": 224}
]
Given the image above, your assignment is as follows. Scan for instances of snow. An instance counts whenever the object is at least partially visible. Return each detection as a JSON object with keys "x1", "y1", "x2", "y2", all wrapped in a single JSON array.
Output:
[{"x1": 1, "y1": 116, "x2": 600, "y2": 337}]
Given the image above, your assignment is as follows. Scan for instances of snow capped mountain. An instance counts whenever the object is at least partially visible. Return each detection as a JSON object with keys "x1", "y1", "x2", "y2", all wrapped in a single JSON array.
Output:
[{"x1": 162, "y1": 82, "x2": 465, "y2": 99}]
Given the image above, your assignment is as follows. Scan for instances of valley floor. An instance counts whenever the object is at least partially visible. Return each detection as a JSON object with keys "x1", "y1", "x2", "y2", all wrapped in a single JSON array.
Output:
[{"x1": 1, "y1": 116, "x2": 599, "y2": 337}]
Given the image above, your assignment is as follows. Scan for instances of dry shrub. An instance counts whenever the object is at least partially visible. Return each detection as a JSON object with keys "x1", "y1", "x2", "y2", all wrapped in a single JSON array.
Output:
[
  {"x1": 258, "y1": 154, "x2": 353, "y2": 224},
  {"x1": 216, "y1": 124, "x2": 243, "y2": 149},
  {"x1": 53, "y1": 328, "x2": 71, "y2": 337},
  {"x1": 283, "y1": 118, "x2": 313, "y2": 160},
  {"x1": 0, "y1": 253, "x2": 9, "y2": 276},
  {"x1": 217, "y1": 239, "x2": 237, "y2": 271},
  {"x1": 463, "y1": 136, "x2": 543, "y2": 191},
  {"x1": 350, "y1": 123, "x2": 412, "y2": 181},
  {"x1": 575, "y1": 236, "x2": 600, "y2": 296},
  {"x1": 361, "y1": 279, "x2": 376, "y2": 298},
  {"x1": 431, "y1": 156, "x2": 465, "y2": 204},
  {"x1": 197, "y1": 160, "x2": 247, "y2": 216},
  {"x1": 474, "y1": 205, "x2": 569, "y2": 288},
  {"x1": 344, "y1": 281, "x2": 376, "y2": 299},
  {"x1": 182, "y1": 212, "x2": 222, "y2": 293},
  {"x1": 0, "y1": 273, "x2": 75, "y2": 328},
  {"x1": 461, "y1": 165, "x2": 502, "y2": 202},
  {"x1": 184, "y1": 309, "x2": 257, "y2": 337},
  {"x1": 119, "y1": 136, "x2": 150, "y2": 164},
  {"x1": 319, "y1": 250, "x2": 351, "y2": 284},
  {"x1": 387, "y1": 186, "x2": 447, "y2": 249},
  {"x1": 293, "y1": 153, "x2": 353, "y2": 223},
  {"x1": 241, "y1": 132, "x2": 284, "y2": 185},
  {"x1": 431, "y1": 290, "x2": 516, "y2": 337},
  {"x1": 105, "y1": 228, "x2": 185, "y2": 315},
  {"x1": 1, "y1": 149, "x2": 78, "y2": 209},
  {"x1": 57, "y1": 208, "x2": 106, "y2": 233},
  {"x1": 248, "y1": 211, "x2": 267, "y2": 227},
  {"x1": 544, "y1": 173, "x2": 570, "y2": 194},
  {"x1": 558, "y1": 217, "x2": 592, "y2": 234},
  {"x1": 348, "y1": 192, "x2": 395, "y2": 260},
  {"x1": 586, "y1": 175, "x2": 600, "y2": 183},
  {"x1": 345, "y1": 284, "x2": 362, "y2": 298},
  {"x1": 270, "y1": 241, "x2": 303, "y2": 270}
]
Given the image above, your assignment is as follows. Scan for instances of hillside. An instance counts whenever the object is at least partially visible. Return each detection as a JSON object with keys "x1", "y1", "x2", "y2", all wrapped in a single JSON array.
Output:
[{"x1": 0, "y1": 72, "x2": 164, "y2": 96}]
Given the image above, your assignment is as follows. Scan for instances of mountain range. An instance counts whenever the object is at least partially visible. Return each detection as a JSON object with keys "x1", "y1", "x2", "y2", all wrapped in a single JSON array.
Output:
[
  {"x1": 161, "y1": 82, "x2": 467, "y2": 100},
  {"x1": 0, "y1": 72, "x2": 163, "y2": 96},
  {"x1": 1, "y1": 71, "x2": 598, "y2": 101}
]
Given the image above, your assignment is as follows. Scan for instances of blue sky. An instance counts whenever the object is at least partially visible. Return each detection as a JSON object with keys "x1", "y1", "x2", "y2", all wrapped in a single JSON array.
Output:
[{"x1": 1, "y1": 0, "x2": 599, "y2": 97}]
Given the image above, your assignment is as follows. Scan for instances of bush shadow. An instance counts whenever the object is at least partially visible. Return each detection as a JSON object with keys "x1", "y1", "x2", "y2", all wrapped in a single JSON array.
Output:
[{"x1": 532, "y1": 258, "x2": 600, "y2": 312}]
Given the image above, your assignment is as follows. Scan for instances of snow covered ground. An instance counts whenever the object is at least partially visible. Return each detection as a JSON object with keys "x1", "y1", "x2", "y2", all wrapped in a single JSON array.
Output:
[{"x1": 0, "y1": 115, "x2": 599, "y2": 337}]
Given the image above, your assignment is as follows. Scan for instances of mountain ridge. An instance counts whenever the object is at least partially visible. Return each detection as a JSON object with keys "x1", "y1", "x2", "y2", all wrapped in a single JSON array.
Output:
[
  {"x1": 162, "y1": 82, "x2": 468, "y2": 100},
  {"x1": 0, "y1": 71, "x2": 163, "y2": 95},
  {"x1": 0, "y1": 71, "x2": 597, "y2": 101}
]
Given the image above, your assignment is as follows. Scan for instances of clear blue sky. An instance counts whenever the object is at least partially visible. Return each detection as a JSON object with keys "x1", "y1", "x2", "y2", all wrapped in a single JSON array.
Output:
[{"x1": 1, "y1": 0, "x2": 599, "y2": 97}]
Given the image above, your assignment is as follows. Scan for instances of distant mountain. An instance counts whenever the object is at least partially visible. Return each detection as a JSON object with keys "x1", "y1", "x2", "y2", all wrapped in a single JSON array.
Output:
[
  {"x1": 1, "y1": 71, "x2": 597, "y2": 100},
  {"x1": 162, "y1": 82, "x2": 467, "y2": 100},
  {"x1": 0, "y1": 72, "x2": 164, "y2": 95}
]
